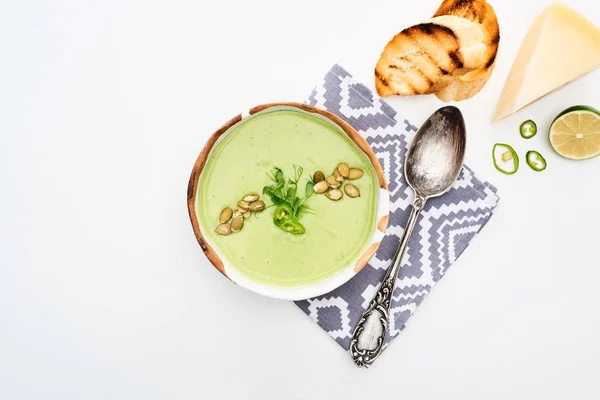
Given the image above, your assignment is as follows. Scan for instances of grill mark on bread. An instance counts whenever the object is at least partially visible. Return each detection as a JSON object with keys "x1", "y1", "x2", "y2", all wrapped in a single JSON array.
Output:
[
  {"x1": 436, "y1": 0, "x2": 485, "y2": 23},
  {"x1": 476, "y1": 2, "x2": 488, "y2": 23},
  {"x1": 436, "y1": 0, "x2": 475, "y2": 15},
  {"x1": 412, "y1": 22, "x2": 458, "y2": 41},
  {"x1": 415, "y1": 22, "x2": 434, "y2": 35},
  {"x1": 490, "y1": 33, "x2": 500, "y2": 45},
  {"x1": 485, "y1": 53, "x2": 497, "y2": 69},
  {"x1": 375, "y1": 70, "x2": 390, "y2": 87},
  {"x1": 419, "y1": 70, "x2": 434, "y2": 86},
  {"x1": 405, "y1": 80, "x2": 418, "y2": 94},
  {"x1": 449, "y1": 51, "x2": 463, "y2": 68},
  {"x1": 454, "y1": 0, "x2": 474, "y2": 9}
]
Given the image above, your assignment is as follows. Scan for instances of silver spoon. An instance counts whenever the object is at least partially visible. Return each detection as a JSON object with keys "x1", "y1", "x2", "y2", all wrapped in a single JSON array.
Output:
[{"x1": 349, "y1": 106, "x2": 467, "y2": 368}]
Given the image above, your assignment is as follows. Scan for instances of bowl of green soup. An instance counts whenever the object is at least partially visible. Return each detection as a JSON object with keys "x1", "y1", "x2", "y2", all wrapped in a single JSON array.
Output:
[{"x1": 187, "y1": 103, "x2": 389, "y2": 300}]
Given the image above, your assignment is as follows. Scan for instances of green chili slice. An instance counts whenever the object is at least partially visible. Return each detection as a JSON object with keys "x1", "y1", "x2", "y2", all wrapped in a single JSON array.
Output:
[
  {"x1": 520, "y1": 120, "x2": 537, "y2": 139},
  {"x1": 278, "y1": 219, "x2": 306, "y2": 235},
  {"x1": 273, "y1": 205, "x2": 293, "y2": 226},
  {"x1": 493, "y1": 143, "x2": 519, "y2": 175},
  {"x1": 272, "y1": 205, "x2": 306, "y2": 234},
  {"x1": 526, "y1": 150, "x2": 547, "y2": 171}
]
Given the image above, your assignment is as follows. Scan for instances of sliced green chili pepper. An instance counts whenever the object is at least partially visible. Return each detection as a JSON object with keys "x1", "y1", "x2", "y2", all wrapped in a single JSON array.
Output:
[
  {"x1": 273, "y1": 205, "x2": 293, "y2": 226},
  {"x1": 520, "y1": 120, "x2": 537, "y2": 139},
  {"x1": 526, "y1": 150, "x2": 547, "y2": 171},
  {"x1": 493, "y1": 143, "x2": 519, "y2": 175},
  {"x1": 278, "y1": 219, "x2": 306, "y2": 235},
  {"x1": 273, "y1": 205, "x2": 305, "y2": 234}
]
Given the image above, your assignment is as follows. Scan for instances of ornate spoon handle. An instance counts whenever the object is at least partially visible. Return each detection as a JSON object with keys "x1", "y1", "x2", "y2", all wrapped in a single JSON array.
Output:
[{"x1": 349, "y1": 196, "x2": 426, "y2": 367}]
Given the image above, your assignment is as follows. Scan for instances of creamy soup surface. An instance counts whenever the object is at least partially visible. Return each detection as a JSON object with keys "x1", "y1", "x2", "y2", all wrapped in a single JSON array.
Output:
[{"x1": 197, "y1": 107, "x2": 379, "y2": 288}]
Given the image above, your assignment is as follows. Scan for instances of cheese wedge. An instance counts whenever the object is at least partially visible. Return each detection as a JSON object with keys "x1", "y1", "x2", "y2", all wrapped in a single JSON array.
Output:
[{"x1": 494, "y1": 2, "x2": 600, "y2": 122}]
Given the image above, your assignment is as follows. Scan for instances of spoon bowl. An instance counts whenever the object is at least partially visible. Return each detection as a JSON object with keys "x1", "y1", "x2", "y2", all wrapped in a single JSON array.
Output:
[{"x1": 405, "y1": 106, "x2": 466, "y2": 198}]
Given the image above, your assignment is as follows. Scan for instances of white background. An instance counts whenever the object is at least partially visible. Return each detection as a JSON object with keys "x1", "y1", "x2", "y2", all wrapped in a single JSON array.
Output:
[{"x1": 2, "y1": 0, "x2": 600, "y2": 399}]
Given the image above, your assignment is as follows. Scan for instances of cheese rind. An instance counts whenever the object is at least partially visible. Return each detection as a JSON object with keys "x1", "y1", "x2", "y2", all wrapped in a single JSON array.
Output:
[{"x1": 493, "y1": 2, "x2": 600, "y2": 122}]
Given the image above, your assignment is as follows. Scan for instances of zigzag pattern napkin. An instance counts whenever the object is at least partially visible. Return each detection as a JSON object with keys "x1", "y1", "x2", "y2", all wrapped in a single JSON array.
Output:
[{"x1": 295, "y1": 64, "x2": 499, "y2": 350}]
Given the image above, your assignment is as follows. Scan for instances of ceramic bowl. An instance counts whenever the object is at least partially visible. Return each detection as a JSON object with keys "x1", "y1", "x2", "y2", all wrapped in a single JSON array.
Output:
[{"x1": 187, "y1": 103, "x2": 389, "y2": 300}]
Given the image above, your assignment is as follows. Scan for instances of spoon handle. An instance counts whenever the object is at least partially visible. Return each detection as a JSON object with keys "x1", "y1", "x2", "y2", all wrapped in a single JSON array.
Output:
[{"x1": 349, "y1": 195, "x2": 426, "y2": 367}]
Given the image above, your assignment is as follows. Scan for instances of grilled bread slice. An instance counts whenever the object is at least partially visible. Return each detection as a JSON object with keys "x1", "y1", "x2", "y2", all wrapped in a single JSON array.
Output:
[
  {"x1": 375, "y1": 18, "x2": 485, "y2": 97},
  {"x1": 432, "y1": 0, "x2": 500, "y2": 101}
]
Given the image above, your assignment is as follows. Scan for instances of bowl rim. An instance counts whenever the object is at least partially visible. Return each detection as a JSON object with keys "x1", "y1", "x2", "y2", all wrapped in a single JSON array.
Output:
[{"x1": 187, "y1": 102, "x2": 389, "y2": 300}]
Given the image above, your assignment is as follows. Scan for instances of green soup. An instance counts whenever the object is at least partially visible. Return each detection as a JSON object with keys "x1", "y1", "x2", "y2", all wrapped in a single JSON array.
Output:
[{"x1": 197, "y1": 107, "x2": 378, "y2": 288}]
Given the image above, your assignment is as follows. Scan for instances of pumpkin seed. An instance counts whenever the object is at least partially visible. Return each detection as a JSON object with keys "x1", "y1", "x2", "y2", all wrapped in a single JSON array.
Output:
[
  {"x1": 237, "y1": 200, "x2": 250, "y2": 211},
  {"x1": 231, "y1": 216, "x2": 244, "y2": 232},
  {"x1": 249, "y1": 200, "x2": 265, "y2": 212},
  {"x1": 242, "y1": 194, "x2": 260, "y2": 203},
  {"x1": 313, "y1": 180, "x2": 329, "y2": 194},
  {"x1": 313, "y1": 171, "x2": 325, "y2": 183},
  {"x1": 344, "y1": 184, "x2": 360, "y2": 198},
  {"x1": 215, "y1": 223, "x2": 232, "y2": 235},
  {"x1": 333, "y1": 168, "x2": 344, "y2": 183},
  {"x1": 326, "y1": 175, "x2": 337, "y2": 186},
  {"x1": 243, "y1": 211, "x2": 251, "y2": 219},
  {"x1": 348, "y1": 168, "x2": 364, "y2": 180},
  {"x1": 325, "y1": 189, "x2": 343, "y2": 201},
  {"x1": 338, "y1": 163, "x2": 350, "y2": 178},
  {"x1": 219, "y1": 207, "x2": 233, "y2": 224},
  {"x1": 232, "y1": 210, "x2": 242, "y2": 219}
]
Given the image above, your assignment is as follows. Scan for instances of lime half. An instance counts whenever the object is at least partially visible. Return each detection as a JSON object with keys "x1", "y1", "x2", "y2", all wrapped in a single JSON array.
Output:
[{"x1": 549, "y1": 106, "x2": 600, "y2": 160}]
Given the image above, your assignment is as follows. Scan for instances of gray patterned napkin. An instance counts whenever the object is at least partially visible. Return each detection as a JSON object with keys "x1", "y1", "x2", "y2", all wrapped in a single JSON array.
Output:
[{"x1": 295, "y1": 64, "x2": 499, "y2": 351}]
